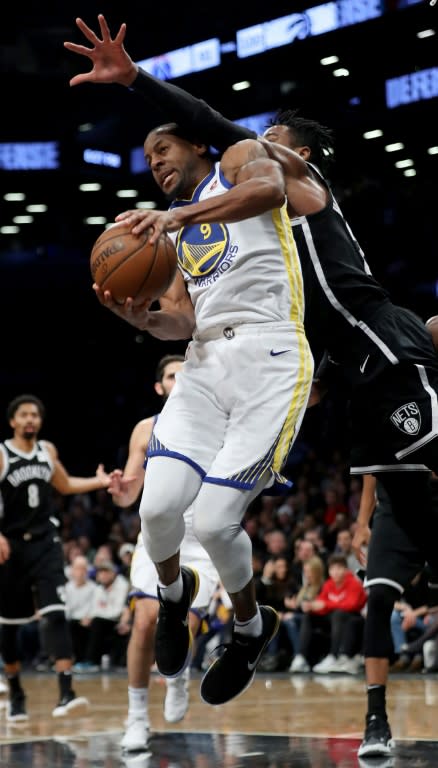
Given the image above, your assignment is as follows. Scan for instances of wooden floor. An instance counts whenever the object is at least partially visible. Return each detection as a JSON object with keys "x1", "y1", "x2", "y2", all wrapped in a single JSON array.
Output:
[{"x1": 1, "y1": 669, "x2": 438, "y2": 766}]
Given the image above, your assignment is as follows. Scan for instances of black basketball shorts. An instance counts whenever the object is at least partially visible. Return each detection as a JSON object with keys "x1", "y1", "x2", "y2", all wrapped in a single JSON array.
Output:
[
  {"x1": 0, "y1": 529, "x2": 67, "y2": 623},
  {"x1": 350, "y1": 362, "x2": 438, "y2": 474}
]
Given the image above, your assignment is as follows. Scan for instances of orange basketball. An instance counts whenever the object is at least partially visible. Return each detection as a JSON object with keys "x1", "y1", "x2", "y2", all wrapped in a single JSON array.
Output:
[{"x1": 90, "y1": 224, "x2": 178, "y2": 304}]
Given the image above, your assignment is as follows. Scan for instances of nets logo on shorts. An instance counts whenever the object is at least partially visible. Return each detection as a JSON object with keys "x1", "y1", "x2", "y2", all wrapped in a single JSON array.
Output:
[{"x1": 390, "y1": 401, "x2": 421, "y2": 435}]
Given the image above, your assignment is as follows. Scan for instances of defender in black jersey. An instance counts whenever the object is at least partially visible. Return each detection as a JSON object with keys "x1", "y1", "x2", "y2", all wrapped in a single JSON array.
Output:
[
  {"x1": 0, "y1": 394, "x2": 113, "y2": 721},
  {"x1": 65, "y1": 15, "x2": 438, "y2": 746}
]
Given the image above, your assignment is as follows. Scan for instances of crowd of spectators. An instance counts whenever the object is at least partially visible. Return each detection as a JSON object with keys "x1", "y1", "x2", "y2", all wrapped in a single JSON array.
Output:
[{"x1": 7, "y1": 444, "x2": 438, "y2": 677}]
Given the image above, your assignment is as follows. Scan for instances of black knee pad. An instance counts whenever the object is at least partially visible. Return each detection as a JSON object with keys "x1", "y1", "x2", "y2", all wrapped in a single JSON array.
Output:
[
  {"x1": 364, "y1": 583, "x2": 398, "y2": 659},
  {"x1": 45, "y1": 610, "x2": 73, "y2": 660}
]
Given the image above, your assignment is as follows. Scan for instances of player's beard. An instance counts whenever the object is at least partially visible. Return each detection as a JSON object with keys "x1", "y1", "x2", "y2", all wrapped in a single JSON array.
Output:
[{"x1": 23, "y1": 429, "x2": 35, "y2": 440}]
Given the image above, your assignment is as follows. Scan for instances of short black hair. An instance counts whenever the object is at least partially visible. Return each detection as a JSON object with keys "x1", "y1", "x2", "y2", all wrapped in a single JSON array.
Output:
[
  {"x1": 7, "y1": 394, "x2": 45, "y2": 421},
  {"x1": 147, "y1": 122, "x2": 212, "y2": 159},
  {"x1": 155, "y1": 354, "x2": 185, "y2": 383},
  {"x1": 269, "y1": 109, "x2": 335, "y2": 176}
]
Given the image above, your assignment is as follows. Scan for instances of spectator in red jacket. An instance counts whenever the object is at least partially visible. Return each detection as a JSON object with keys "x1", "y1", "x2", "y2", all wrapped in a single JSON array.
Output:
[{"x1": 300, "y1": 554, "x2": 367, "y2": 674}]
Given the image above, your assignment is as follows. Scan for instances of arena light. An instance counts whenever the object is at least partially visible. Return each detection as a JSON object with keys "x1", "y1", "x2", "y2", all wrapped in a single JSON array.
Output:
[
  {"x1": 26, "y1": 204, "x2": 48, "y2": 213},
  {"x1": 4, "y1": 192, "x2": 26, "y2": 201},
  {"x1": 116, "y1": 189, "x2": 139, "y2": 198},
  {"x1": 384, "y1": 142, "x2": 405, "y2": 152},
  {"x1": 363, "y1": 129, "x2": 383, "y2": 139},
  {"x1": 232, "y1": 80, "x2": 251, "y2": 91},
  {"x1": 84, "y1": 216, "x2": 108, "y2": 225},
  {"x1": 320, "y1": 55, "x2": 339, "y2": 65},
  {"x1": 79, "y1": 183, "x2": 102, "y2": 192},
  {"x1": 12, "y1": 215, "x2": 33, "y2": 224},
  {"x1": 395, "y1": 158, "x2": 414, "y2": 168},
  {"x1": 403, "y1": 169, "x2": 416, "y2": 177}
]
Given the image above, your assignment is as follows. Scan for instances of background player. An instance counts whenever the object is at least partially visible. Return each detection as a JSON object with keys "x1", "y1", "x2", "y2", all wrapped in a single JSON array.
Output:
[
  {"x1": 109, "y1": 355, "x2": 220, "y2": 751},
  {"x1": 0, "y1": 393, "x2": 114, "y2": 721}
]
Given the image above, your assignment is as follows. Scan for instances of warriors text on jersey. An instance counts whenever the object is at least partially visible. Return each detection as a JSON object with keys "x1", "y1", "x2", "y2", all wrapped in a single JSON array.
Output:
[
  {"x1": 169, "y1": 162, "x2": 305, "y2": 336},
  {"x1": 0, "y1": 440, "x2": 54, "y2": 538}
]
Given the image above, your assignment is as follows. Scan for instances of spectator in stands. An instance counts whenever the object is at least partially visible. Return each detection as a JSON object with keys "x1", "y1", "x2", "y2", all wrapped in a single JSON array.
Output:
[
  {"x1": 257, "y1": 556, "x2": 298, "y2": 671},
  {"x1": 118, "y1": 543, "x2": 135, "y2": 579},
  {"x1": 65, "y1": 555, "x2": 98, "y2": 663},
  {"x1": 394, "y1": 609, "x2": 438, "y2": 672},
  {"x1": 335, "y1": 529, "x2": 362, "y2": 576},
  {"x1": 390, "y1": 570, "x2": 430, "y2": 671},
  {"x1": 73, "y1": 561, "x2": 129, "y2": 672},
  {"x1": 291, "y1": 539, "x2": 318, "y2": 587},
  {"x1": 286, "y1": 555, "x2": 326, "y2": 673},
  {"x1": 305, "y1": 554, "x2": 367, "y2": 674}
]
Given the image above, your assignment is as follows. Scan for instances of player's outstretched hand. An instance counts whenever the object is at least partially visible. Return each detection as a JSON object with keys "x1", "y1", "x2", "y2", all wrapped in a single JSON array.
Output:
[
  {"x1": 108, "y1": 469, "x2": 138, "y2": 498},
  {"x1": 95, "y1": 463, "x2": 112, "y2": 488},
  {"x1": 64, "y1": 14, "x2": 138, "y2": 88}
]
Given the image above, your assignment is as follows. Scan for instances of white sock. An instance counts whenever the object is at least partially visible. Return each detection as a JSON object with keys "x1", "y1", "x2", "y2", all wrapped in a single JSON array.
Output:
[
  {"x1": 158, "y1": 571, "x2": 183, "y2": 602},
  {"x1": 234, "y1": 607, "x2": 262, "y2": 637},
  {"x1": 127, "y1": 686, "x2": 148, "y2": 719}
]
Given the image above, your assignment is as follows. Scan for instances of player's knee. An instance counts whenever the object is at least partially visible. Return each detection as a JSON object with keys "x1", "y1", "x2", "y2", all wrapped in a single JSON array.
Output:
[
  {"x1": 139, "y1": 493, "x2": 179, "y2": 531},
  {"x1": 367, "y1": 583, "x2": 398, "y2": 621},
  {"x1": 133, "y1": 609, "x2": 157, "y2": 639},
  {"x1": 193, "y1": 514, "x2": 240, "y2": 552}
]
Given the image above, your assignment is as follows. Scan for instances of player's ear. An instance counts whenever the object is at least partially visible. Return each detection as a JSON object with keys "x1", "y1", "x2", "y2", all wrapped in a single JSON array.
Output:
[
  {"x1": 155, "y1": 382, "x2": 164, "y2": 397},
  {"x1": 297, "y1": 145, "x2": 311, "y2": 161},
  {"x1": 194, "y1": 142, "x2": 209, "y2": 158}
]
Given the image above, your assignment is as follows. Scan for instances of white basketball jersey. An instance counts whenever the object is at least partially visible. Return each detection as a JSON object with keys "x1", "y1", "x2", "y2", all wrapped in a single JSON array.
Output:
[{"x1": 169, "y1": 162, "x2": 305, "y2": 335}]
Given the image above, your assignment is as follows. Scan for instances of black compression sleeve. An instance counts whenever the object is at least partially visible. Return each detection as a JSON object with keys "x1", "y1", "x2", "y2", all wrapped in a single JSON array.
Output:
[{"x1": 132, "y1": 68, "x2": 256, "y2": 152}]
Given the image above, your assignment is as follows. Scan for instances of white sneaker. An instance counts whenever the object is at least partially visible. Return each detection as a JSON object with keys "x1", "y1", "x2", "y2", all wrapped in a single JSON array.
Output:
[
  {"x1": 121, "y1": 751, "x2": 152, "y2": 768},
  {"x1": 163, "y1": 668, "x2": 189, "y2": 723},
  {"x1": 121, "y1": 716, "x2": 150, "y2": 752},
  {"x1": 335, "y1": 654, "x2": 361, "y2": 675},
  {"x1": 0, "y1": 674, "x2": 8, "y2": 694},
  {"x1": 289, "y1": 654, "x2": 310, "y2": 673},
  {"x1": 52, "y1": 692, "x2": 89, "y2": 717},
  {"x1": 312, "y1": 654, "x2": 338, "y2": 674}
]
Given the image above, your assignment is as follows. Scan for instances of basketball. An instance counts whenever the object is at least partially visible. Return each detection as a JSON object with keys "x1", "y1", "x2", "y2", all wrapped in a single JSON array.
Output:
[{"x1": 90, "y1": 224, "x2": 178, "y2": 304}]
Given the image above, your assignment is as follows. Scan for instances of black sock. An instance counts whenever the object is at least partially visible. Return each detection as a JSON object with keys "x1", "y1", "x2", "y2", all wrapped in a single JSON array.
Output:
[
  {"x1": 7, "y1": 673, "x2": 23, "y2": 696},
  {"x1": 58, "y1": 670, "x2": 73, "y2": 697},
  {"x1": 367, "y1": 684, "x2": 387, "y2": 719}
]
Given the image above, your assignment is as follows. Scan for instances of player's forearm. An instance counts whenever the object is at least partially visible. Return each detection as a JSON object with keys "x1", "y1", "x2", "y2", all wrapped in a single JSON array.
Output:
[
  {"x1": 111, "y1": 491, "x2": 137, "y2": 508},
  {"x1": 56, "y1": 476, "x2": 108, "y2": 494},
  {"x1": 175, "y1": 178, "x2": 285, "y2": 228},
  {"x1": 139, "y1": 308, "x2": 195, "y2": 340},
  {"x1": 132, "y1": 68, "x2": 255, "y2": 152}
]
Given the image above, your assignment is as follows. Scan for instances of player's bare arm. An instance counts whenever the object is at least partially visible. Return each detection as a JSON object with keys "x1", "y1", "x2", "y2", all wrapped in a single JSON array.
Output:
[
  {"x1": 260, "y1": 137, "x2": 328, "y2": 218},
  {"x1": 352, "y1": 474, "x2": 376, "y2": 566},
  {"x1": 109, "y1": 417, "x2": 154, "y2": 507},
  {"x1": 43, "y1": 440, "x2": 112, "y2": 494},
  {"x1": 95, "y1": 269, "x2": 195, "y2": 340}
]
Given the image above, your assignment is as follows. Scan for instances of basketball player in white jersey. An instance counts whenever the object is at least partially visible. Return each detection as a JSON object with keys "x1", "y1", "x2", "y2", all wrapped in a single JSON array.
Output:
[
  {"x1": 65, "y1": 16, "x2": 313, "y2": 710},
  {"x1": 90, "y1": 121, "x2": 312, "y2": 708},
  {"x1": 109, "y1": 355, "x2": 220, "y2": 752}
]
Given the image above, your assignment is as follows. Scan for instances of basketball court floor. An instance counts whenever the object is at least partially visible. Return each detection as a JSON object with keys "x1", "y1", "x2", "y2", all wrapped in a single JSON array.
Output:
[{"x1": 0, "y1": 669, "x2": 437, "y2": 767}]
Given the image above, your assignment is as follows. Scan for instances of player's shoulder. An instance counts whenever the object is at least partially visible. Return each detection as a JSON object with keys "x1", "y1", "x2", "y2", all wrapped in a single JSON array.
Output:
[
  {"x1": 130, "y1": 415, "x2": 156, "y2": 446},
  {"x1": 39, "y1": 439, "x2": 56, "y2": 456},
  {"x1": 223, "y1": 136, "x2": 265, "y2": 161}
]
